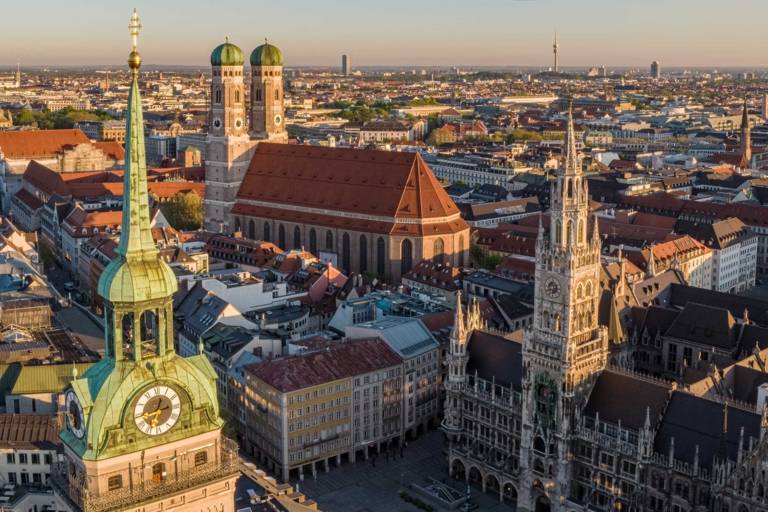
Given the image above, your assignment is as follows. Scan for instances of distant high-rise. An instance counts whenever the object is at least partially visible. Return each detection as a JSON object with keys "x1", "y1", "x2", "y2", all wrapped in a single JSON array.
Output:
[
  {"x1": 553, "y1": 32, "x2": 559, "y2": 73},
  {"x1": 14, "y1": 63, "x2": 20, "y2": 88},
  {"x1": 651, "y1": 60, "x2": 661, "y2": 79},
  {"x1": 740, "y1": 99, "x2": 752, "y2": 169},
  {"x1": 342, "y1": 54, "x2": 351, "y2": 76}
]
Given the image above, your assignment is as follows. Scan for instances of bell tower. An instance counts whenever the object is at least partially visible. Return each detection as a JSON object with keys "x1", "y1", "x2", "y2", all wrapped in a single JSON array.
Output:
[
  {"x1": 517, "y1": 101, "x2": 608, "y2": 512},
  {"x1": 249, "y1": 40, "x2": 288, "y2": 141},
  {"x1": 204, "y1": 37, "x2": 255, "y2": 233},
  {"x1": 53, "y1": 11, "x2": 238, "y2": 512}
]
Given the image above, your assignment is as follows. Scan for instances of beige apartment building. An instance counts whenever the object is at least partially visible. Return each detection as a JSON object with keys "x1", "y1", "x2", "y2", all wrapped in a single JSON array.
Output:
[{"x1": 242, "y1": 338, "x2": 404, "y2": 481}]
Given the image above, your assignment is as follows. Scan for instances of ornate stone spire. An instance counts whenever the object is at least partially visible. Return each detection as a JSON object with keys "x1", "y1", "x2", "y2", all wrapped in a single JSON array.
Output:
[
  {"x1": 451, "y1": 290, "x2": 465, "y2": 342},
  {"x1": 563, "y1": 98, "x2": 580, "y2": 175}
]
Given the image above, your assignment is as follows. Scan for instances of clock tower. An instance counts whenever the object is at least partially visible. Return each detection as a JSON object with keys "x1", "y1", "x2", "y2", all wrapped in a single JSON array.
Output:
[
  {"x1": 249, "y1": 40, "x2": 288, "y2": 141},
  {"x1": 204, "y1": 37, "x2": 255, "y2": 233},
  {"x1": 517, "y1": 101, "x2": 609, "y2": 512},
  {"x1": 53, "y1": 11, "x2": 239, "y2": 512}
]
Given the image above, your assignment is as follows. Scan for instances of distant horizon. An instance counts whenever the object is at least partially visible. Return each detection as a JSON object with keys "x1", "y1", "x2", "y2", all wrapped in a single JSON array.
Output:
[{"x1": 1, "y1": 0, "x2": 767, "y2": 68}]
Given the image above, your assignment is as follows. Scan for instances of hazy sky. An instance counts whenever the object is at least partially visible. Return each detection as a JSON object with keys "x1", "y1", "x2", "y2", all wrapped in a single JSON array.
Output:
[{"x1": 1, "y1": 0, "x2": 767, "y2": 68}]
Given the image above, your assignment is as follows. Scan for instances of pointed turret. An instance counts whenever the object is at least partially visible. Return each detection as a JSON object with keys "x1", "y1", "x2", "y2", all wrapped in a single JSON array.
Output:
[
  {"x1": 740, "y1": 99, "x2": 752, "y2": 169},
  {"x1": 716, "y1": 402, "x2": 730, "y2": 463},
  {"x1": 563, "y1": 99, "x2": 580, "y2": 175},
  {"x1": 451, "y1": 290, "x2": 466, "y2": 343}
]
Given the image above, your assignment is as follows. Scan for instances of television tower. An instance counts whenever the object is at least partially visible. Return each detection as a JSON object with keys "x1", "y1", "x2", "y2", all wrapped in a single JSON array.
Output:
[{"x1": 553, "y1": 32, "x2": 559, "y2": 73}]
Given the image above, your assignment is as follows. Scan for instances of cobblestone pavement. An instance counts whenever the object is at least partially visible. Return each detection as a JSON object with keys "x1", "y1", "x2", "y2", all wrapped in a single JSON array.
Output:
[{"x1": 293, "y1": 429, "x2": 516, "y2": 512}]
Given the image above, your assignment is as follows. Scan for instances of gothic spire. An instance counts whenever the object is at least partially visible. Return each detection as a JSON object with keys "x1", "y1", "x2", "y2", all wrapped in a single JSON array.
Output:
[
  {"x1": 740, "y1": 99, "x2": 752, "y2": 169},
  {"x1": 452, "y1": 290, "x2": 465, "y2": 341},
  {"x1": 563, "y1": 98, "x2": 580, "y2": 175},
  {"x1": 117, "y1": 8, "x2": 157, "y2": 258}
]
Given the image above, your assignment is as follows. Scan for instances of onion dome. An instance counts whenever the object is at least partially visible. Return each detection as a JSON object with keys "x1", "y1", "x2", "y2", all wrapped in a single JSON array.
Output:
[
  {"x1": 210, "y1": 37, "x2": 244, "y2": 66},
  {"x1": 250, "y1": 39, "x2": 283, "y2": 67}
]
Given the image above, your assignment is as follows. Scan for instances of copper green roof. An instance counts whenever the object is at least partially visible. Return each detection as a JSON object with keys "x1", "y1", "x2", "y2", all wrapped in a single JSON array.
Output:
[
  {"x1": 211, "y1": 39, "x2": 245, "y2": 66},
  {"x1": 11, "y1": 363, "x2": 94, "y2": 395},
  {"x1": 251, "y1": 41, "x2": 283, "y2": 67},
  {"x1": 96, "y1": 55, "x2": 177, "y2": 304}
]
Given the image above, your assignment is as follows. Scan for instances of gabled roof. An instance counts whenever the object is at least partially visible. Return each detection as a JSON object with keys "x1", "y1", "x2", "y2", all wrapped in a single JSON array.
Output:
[
  {"x1": 236, "y1": 143, "x2": 463, "y2": 222},
  {"x1": 584, "y1": 370, "x2": 671, "y2": 429},
  {"x1": 0, "y1": 129, "x2": 90, "y2": 160},
  {"x1": 466, "y1": 330, "x2": 523, "y2": 389},
  {"x1": 654, "y1": 393, "x2": 760, "y2": 469},
  {"x1": 666, "y1": 302, "x2": 735, "y2": 349}
]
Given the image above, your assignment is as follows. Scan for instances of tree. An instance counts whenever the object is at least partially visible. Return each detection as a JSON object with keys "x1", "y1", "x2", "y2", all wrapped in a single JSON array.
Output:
[{"x1": 161, "y1": 192, "x2": 203, "y2": 231}]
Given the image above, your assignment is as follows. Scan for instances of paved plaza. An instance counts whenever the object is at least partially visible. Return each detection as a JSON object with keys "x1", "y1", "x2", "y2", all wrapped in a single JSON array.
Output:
[{"x1": 292, "y1": 430, "x2": 516, "y2": 512}]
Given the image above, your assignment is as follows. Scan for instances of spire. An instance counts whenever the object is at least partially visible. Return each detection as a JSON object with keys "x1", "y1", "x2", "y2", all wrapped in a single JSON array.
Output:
[
  {"x1": 118, "y1": 8, "x2": 156, "y2": 258},
  {"x1": 451, "y1": 290, "x2": 465, "y2": 342},
  {"x1": 716, "y1": 402, "x2": 729, "y2": 462},
  {"x1": 563, "y1": 98, "x2": 580, "y2": 175},
  {"x1": 740, "y1": 98, "x2": 752, "y2": 169}
]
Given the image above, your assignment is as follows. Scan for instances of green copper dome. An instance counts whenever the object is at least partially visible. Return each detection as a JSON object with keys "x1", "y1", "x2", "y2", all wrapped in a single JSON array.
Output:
[
  {"x1": 251, "y1": 41, "x2": 283, "y2": 66},
  {"x1": 210, "y1": 39, "x2": 245, "y2": 66}
]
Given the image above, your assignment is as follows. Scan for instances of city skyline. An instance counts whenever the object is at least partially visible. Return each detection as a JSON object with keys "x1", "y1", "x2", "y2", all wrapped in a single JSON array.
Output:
[{"x1": 1, "y1": 0, "x2": 767, "y2": 68}]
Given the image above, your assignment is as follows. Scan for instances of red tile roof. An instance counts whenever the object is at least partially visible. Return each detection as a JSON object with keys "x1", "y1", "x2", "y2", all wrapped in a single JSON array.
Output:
[
  {"x1": 0, "y1": 129, "x2": 90, "y2": 159},
  {"x1": 246, "y1": 338, "x2": 402, "y2": 393},
  {"x1": 13, "y1": 188, "x2": 43, "y2": 210},
  {"x1": 93, "y1": 141, "x2": 125, "y2": 161},
  {"x1": 236, "y1": 143, "x2": 463, "y2": 222}
]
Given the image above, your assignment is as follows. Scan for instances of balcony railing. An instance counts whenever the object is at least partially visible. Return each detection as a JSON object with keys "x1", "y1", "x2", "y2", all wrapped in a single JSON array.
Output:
[{"x1": 50, "y1": 437, "x2": 240, "y2": 512}]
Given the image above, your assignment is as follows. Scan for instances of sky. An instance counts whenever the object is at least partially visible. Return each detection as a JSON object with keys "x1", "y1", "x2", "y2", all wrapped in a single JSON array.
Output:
[{"x1": 1, "y1": 0, "x2": 767, "y2": 68}]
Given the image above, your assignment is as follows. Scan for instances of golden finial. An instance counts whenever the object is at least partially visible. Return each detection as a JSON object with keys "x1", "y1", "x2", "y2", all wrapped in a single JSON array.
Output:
[{"x1": 128, "y1": 8, "x2": 142, "y2": 73}]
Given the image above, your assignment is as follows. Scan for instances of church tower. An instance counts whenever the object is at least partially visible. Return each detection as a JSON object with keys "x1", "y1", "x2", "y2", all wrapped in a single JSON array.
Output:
[
  {"x1": 740, "y1": 99, "x2": 752, "y2": 169},
  {"x1": 53, "y1": 11, "x2": 238, "y2": 511},
  {"x1": 517, "y1": 101, "x2": 608, "y2": 512},
  {"x1": 249, "y1": 40, "x2": 288, "y2": 141},
  {"x1": 203, "y1": 37, "x2": 255, "y2": 233}
]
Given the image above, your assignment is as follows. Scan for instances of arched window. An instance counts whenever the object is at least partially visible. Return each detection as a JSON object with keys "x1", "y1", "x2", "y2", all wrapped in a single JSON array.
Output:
[
  {"x1": 377, "y1": 237, "x2": 386, "y2": 276},
  {"x1": 108, "y1": 475, "x2": 122, "y2": 491},
  {"x1": 401, "y1": 239, "x2": 413, "y2": 275},
  {"x1": 555, "y1": 221, "x2": 562, "y2": 244},
  {"x1": 578, "y1": 219, "x2": 585, "y2": 243},
  {"x1": 255, "y1": 88, "x2": 262, "y2": 102},
  {"x1": 293, "y1": 226, "x2": 301, "y2": 249},
  {"x1": 326, "y1": 231, "x2": 334, "y2": 250},
  {"x1": 278, "y1": 224, "x2": 286, "y2": 249},
  {"x1": 433, "y1": 238, "x2": 445, "y2": 264},
  {"x1": 194, "y1": 451, "x2": 208, "y2": 467},
  {"x1": 275, "y1": 89, "x2": 280, "y2": 101},
  {"x1": 214, "y1": 88, "x2": 221, "y2": 104},
  {"x1": 248, "y1": 220, "x2": 255, "y2": 240},
  {"x1": 585, "y1": 281, "x2": 593, "y2": 297},
  {"x1": 140, "y1": 310, "x2": 158, "y2": 358},
  {"x1": 576, "y1": 283, "x2": 584, "y2": 299},
  {"x1": 152, "y1": 463, "x2": 166, "y2": 483},
  {"x1": 309, "y1": 228, "x2": 317, "y2": 254},
  {"x1": 122, "y1": 313, "x2": 135, "y2": 360},
  {"x1": 342, "y1": 233, "x2": 351, "y2": 271},
  {"x1": 554, "y1": 314, "x2": 561, "y2": 332},
  {"x1": 234, "y1": 217, "x2": 241, "y2": 233},
  {"x1": 458, "y1": 235, "x2": 465, "y2": 267},
  {"x1": 359, "y1": 235, "x2": 368, "y2": 273},
  {"x1": 234, "y1": 89, "x2": 240, "y2": 104},
  {"x1": 263, "y1": 222, "x2": 271, "y2": 242},
  {"x1": 566, "y1": 220, "x2": 573, "y2": 244},
  {"x1": 567, "y1": 179, "x2": 573, "y2": 198}
]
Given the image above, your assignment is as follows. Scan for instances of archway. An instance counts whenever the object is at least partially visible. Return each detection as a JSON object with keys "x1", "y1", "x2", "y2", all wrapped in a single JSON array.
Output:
[
  {"x1": 502, "y1": 482, "x2": 517, "y2": 504},
  {"x1": 468, "y1": 466, "x2": 482, "y2": 485},
  {"x1": 450, "y1": 459, "x2": 465, "y2": 481},
  {"x1": 485, "y1": 474, "x2": 500, "y2": 494}
]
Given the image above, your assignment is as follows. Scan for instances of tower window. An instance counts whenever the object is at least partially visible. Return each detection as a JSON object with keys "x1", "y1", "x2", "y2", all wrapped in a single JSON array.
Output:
[
  {"x1": 152, "y1": 463, "x2": 166, "y2": 483},
  {"x1": 214, "y1": 88, "x2": 221, "y2": 104},
  {"x1": 255, "y1": 88, "x2": 262, "y2": 102},
  {"x1": 194, "y1": 451, "x2": 208, "y2": 467},
  {"x1": 275, "y1": 89, "x2": 280, "y2": 101},
  {"x1": 235, "y1": 89, "x2": 240, "y2": 104},
  {"x1": 108, "y1": 475, "x2": 122, "y2": 491}
]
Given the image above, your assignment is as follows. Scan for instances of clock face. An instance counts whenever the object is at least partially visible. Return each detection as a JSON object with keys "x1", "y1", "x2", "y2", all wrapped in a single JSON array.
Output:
[
  {"x1": 66, "y1": 390, "x2": 85, "y2": 439},
  {"x1": 544, "y1": 278, "x2": 561, "y2": 299},
  {"x1": 134, "y1": 385, "x2": 182, "y2": 436},
  {"x1": 274, "y1": 114, "x2": 282, "y2": 126}
]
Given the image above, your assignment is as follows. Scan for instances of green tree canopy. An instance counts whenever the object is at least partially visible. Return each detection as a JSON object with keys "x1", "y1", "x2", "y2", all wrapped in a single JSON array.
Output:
[{"x1": 161, "y1": 192, "x2": 203, "y2": 231}]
